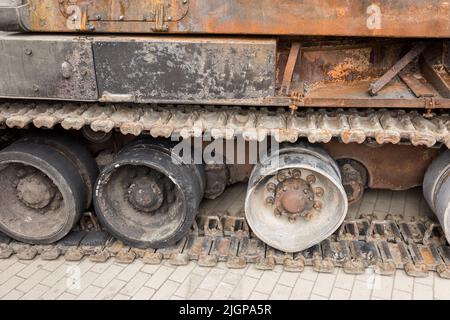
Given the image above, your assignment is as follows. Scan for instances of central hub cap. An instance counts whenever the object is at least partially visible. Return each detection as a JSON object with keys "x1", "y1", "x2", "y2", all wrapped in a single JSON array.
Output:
[
  {"x1": 16, "y1": 173, "x2": 56, "y2": 210},
  {"x1": 127, "y1": 176, "x2": 164, "y2": 213},
  {"x1": 275, "y1": 179, "x2": 314, "y2": 216}
]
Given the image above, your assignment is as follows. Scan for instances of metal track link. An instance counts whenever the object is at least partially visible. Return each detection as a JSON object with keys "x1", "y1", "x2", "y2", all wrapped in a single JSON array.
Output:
[
  {"x1": 0, "y1": 102, "x2": 449, "y2": 147},
  {"x1": 1, "y1": 213, "x2": 449, "y2": 279}
]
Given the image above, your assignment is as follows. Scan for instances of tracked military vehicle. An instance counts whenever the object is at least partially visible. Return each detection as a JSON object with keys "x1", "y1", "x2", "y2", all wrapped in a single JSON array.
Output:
[{"x1": 0, "y1": 0, "x2": 449, "y2": 260}]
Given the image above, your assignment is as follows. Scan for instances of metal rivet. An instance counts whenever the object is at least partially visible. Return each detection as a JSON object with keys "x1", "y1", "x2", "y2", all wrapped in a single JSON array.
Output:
[
  {"x1": 25, "y1": 48, "x2": 32, "y2": 55},
  {"x1": 119, "y1": 15, "x2": 124, "y2": 21},
  {"x1": 167, "y1": 16, "x2": 173, "y2": 21},
  {"x1": 32, "y1": 85, "x2": 39, "y2": 92}
]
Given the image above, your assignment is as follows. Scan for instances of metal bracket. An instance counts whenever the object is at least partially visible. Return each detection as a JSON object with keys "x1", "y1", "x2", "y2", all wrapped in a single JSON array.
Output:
[
  {"x1": 279, "y1": 42, "x2": 302, "y2": 96},
  {"x1": 152, "y1": 3, "x2": 169, "y2": 32},
  {"x1": 369, "y1": 42, "x2": 427, "y2": 96}
]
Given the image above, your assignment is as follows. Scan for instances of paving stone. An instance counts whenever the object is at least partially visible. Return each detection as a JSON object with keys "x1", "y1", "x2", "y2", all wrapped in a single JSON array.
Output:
[
  {"x1": 434, "y1": 274, "x2": 450, "y2": 300},
  {"x1": 119, "y1": 271, "x2": 151, "y2": 296},
  {"x1": 169, "y1": 263, "x2": 196, "y2": 283},
  {"x1": 371, "y1": 275, "x2": 394, "y2": 300},
  {"x1": 2, "y1": 289, "x2": 24, "y2": 300},
  {"x1": 151, "y1": 280, "x2": 179, "y2": 300},
  {"x1": 16, "y1": 269, "x2": 51, "y2": 292},
  {"x1": 57, "y1": 292, "x2": 77, "y2": 300},
  {"x1": 392, "y1": 289, "x2": 412, "y2": 300},
  {"x1": 210, "y1": 282, "x2": 234, "y2": 300},
  {"x1": 277, "y1": 271, "x2": 299, "y2": 288},
  {"x1": 269, "y1": 284, "x2": 292, "y2": 300},
  {"x1": 229, "y1": 276, "x2": 258, "y2": 299},
  {"x1": 92, "y1": 264, "x2": 123, "y2": 288},
  {"x1": 413, "y1": 283, "x2": 433, "y2": 300},
  {"x1": 312, "y1": 272, "x2": 337, "y2": 297},
  {"x1": 350, "y1": 280, "x2": 372, "y2": 300},
  {"x1": 116, "y1": 261, "x2": 144, "y2": 282},
  {"x1": 76, "y1": 285, "x2": 102, "y2": 300},
  {"x1": 299, "y1": 267, "x2": 319, "y2": 282},
  {"x1": 96, "y1": 279, "x2": 127, "y2": 299},
  {"x1": 330, "y1": 287, "x2": 351, "y2": 300},
  {"x1": 175, "y1": 273, "x2": 204, "y2": 298},
  {"x1": 199, "y1": 268, "x2": 227, "y2": 291},
  {"x1": 132, "y1": 286, "x2": 156, "y2": 300},
  {"x1": 0, "y1": 262, "x2": 28, "y2": 285},
  {"x1": 290, "y1": 278, "x2": 314, "y2": 300},
  {"x1": 393, "y1": 271, "x2": 414, "y2": 293},
  {"x1": 221, "y1": 271, "x2": 243, "y2": 287},
  {"x1": 20, "y1": 284, "x2": 50, "y2": 300},
  {"x1": 145, "y1": 266, "x2": 175, "y2": 290},
  {"x1": 249, "y1": 291, "x2": 269, "y2": 300},
  {"x1": 190, "y1": 288, "x2": 212, "y2": 300},
  {"x1": 0, "y1": 276, "x2": 25, "y2": 298},
  {"x1": 334, "y1": 269, "x2": 356, "y2": 291}
]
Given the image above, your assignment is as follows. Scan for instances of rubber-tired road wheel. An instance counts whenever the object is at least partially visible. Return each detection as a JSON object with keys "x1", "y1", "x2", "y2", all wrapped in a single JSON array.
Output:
[
  {"x1": 94, "y1": 141, "x2": 205, "y2": 248},
  {"x1": 0, "y1": 142, "x2": 86, "y2": 244}
]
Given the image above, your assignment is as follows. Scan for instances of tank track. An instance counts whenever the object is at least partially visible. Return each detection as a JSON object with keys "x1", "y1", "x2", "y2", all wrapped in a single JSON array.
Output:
[
  {"x1": 0, "y1": 102, "x2": 449, "y2": 147},
  {"x1": 1, "y1": 211, "x2": 449, "y2": 279}
]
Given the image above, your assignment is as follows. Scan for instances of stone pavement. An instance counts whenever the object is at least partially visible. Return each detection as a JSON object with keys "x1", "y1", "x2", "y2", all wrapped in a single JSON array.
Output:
[{"x1": 0, "y1": 187, "x2": 449, "y2": 300}]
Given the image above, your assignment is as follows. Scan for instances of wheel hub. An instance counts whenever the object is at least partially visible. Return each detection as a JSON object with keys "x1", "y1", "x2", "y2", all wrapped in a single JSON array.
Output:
[
  {"x1": 274, "y1": 177, "x2": 315, "y2": 220},
  {"x1": 16, "y1": 172, "x2": 56, "y2": 210},
  {"x1": 127, "y1": 176, "x2": 164, "y2": 213},
  {"x1": 265, "y1": 169, "x2": 323, "y2": 223}
]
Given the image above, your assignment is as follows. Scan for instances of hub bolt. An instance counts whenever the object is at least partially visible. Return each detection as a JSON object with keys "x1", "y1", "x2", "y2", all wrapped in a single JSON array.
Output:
[
  {"x1": 277, "y1": 171, "x2": 288, "y2": 182},
  {"x1": 315, "y1": 187, "x2": 325, "y2": 197},
  {"x1": 307, "y1": 175, "x2": 316, "y2": 184},
  {"x1": 265, "y1": 197, "x2": 275, "y2": 205},
  {"x1": 266, "y1": 183, "x2": 276, "y2": 192},
  {"x1": 313, "y1": 201, "x2": 323, "y2": 210},
  {"x1": 292, "y1": 169, "x2": 301, "y2": 179},
  {"x1": 274, "y1": 208, "x2": 282, "y2": 217}
]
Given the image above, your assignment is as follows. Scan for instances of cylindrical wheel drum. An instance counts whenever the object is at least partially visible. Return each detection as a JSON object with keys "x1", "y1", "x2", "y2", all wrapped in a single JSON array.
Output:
[
  {"x1": 245, "y1": 143, "x2": 348, "y2": 252},
  {"x1": 94, "y1": 142, "x2": 205, "y2": 248},
  {"x1": 0, "y1": 142, "x2": 86, "y2": 244},
  {"x1": 423, "y1": 150, "x2": 450, "y2": 241}
]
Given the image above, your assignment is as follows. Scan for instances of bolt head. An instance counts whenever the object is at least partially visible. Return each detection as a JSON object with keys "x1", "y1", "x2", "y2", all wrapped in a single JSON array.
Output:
[
  {"x1": 292, "y1": 169, "x2": 301, "y2": 179},
  {"x1": 306, "y1": 174, "x2": 316, "y2": 184},
  {"x1": 315, "y1": 187, "x2": 325, "y2": 197},
  {"x1": 266, "y1": 183, "x2": 276, "y2": 192},
  {"x1": 274, "y1": 208, "x2": 282, "y2": 217},
  {"x1": 313, "y1": 201, "x2": 322, "y2": 210}
]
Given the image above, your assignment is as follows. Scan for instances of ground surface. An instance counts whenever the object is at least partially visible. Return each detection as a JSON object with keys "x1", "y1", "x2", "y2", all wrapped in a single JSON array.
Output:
[{"x1": 0, "y1": 186, "x2": 449, "y2": 300}]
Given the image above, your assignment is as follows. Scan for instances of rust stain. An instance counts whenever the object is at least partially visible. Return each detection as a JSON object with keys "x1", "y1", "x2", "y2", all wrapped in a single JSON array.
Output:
[{"x1": 22, "y1": 0, "x2": 450, "y2": 37}]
